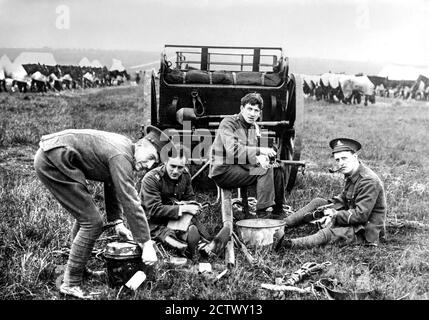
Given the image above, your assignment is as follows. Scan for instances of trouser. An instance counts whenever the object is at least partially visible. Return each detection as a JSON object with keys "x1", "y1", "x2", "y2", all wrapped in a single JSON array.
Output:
[
  {"x1": 290, "y1": 226, "x2": 363, "y2": 248},
  {"x1": 283, "y1": 197, "x2": 364, "y2": 248},
  {"x1": 283, "y1": 197, "x2": 330, "y2": 227},
  {"x1": 34, "y1": 148, "x2": 103, "y2": 287},
  {"x1": 212, "y1": 164, "x2": 286, "y2": 211}
]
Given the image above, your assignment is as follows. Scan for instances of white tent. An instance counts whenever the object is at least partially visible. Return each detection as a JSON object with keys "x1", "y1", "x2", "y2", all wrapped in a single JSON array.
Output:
[
  {"x1": 10, "y1": 62, "x2": 29, "y2": 82},
  {"x1": 378, "y1": 64, "x2": 429, "y2": 81},
  {"x1": 110, "y1": 58, "x2": 125, "y2": 72},
  {"x1": 91, "y1": 59, "x2": 103, "y2": 68},
  {"x1": 0, "y1": 54, "x2": 15, "y2": 75},
  {"x1": 78, "y1": 57, "x2": 92, "y2": 67},
  {"x1": 14, "y1": 52, "x2": 57, "y2": 66}
]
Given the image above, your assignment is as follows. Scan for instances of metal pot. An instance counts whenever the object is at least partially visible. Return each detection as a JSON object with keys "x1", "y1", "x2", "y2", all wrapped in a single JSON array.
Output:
[
  {"x1": 235, "y1": 219, "x2": 286, "y2": 247},
  {"x1": 103, "y1": 241, "x2": 153, "y2": 288}
]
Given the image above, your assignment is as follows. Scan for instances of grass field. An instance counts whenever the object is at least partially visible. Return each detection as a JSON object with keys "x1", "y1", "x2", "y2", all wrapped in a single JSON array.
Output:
[{"x1": 0, "y1": 86, "x2": 428, "y2": 300}]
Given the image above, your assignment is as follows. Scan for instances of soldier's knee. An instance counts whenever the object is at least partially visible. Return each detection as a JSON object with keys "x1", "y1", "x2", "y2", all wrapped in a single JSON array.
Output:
[
  {"x1": 89, "y1": 217, "x2": 104, "y2": 235},
  {"x1": 33, "y1": 148, "x2": 48, "y2": 177},
  {"x1": 309, "y1": 197, "x2": 329, "y2": 207}
]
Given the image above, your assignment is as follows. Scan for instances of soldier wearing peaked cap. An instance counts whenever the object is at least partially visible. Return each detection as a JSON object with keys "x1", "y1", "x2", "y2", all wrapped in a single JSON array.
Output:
[
  {"x1": 274, "y1": 137, "x2": 387, "y2": 251},
  {"x1": 329, "y1": 137, "x2": 362, "y2": 153},
  {"x1": 33, "y1": 126, "x2": 175, "y2": 299}
]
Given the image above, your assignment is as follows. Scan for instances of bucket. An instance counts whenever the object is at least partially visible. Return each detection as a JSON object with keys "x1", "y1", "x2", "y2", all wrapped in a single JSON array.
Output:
[
  {"x1": 103, "y1": 241, "x2": 154, "y2": 288},
  {"x1": 236, "y1": 219, "x2": 286, "y2": 247}
]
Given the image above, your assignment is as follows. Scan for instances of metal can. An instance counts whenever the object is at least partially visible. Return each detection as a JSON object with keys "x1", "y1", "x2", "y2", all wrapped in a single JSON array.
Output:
[{"x1": 103, "y1": 241, "x2": 154, "y2": 288}]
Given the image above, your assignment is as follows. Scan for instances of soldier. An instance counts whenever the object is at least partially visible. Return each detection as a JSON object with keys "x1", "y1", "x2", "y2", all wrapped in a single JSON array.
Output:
[
  {"x1": 34, "y1": 125, "x2": 173, "y2": 299},
  {"x1": 274, "y1": 138, "x2": 387, "y2": 251},
  {"x1": 140, "y1": 144, "x2": 206, "y2": 258},
  {"x1": 208, "y1": 92, "x2": 288, "y2": 219}
]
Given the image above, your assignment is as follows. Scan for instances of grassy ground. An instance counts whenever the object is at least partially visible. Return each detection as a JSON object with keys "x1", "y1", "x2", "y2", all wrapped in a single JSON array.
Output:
[{"x1": 0, "y1": 87, "x2": 428, "y2": 300}]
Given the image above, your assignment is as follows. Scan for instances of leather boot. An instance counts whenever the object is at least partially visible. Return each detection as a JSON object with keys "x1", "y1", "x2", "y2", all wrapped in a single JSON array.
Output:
[
  {"x1": 186, "y1": 225, "x2": 201, "y2": 258},
  {"x1": 200, "y1": 225, "x2": 231, "y2": 257}
]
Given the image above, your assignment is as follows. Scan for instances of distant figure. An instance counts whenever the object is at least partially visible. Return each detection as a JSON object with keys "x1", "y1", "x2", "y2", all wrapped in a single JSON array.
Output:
[{"x1": 135, "y1": 71, "x2": 141, "y2": 84}]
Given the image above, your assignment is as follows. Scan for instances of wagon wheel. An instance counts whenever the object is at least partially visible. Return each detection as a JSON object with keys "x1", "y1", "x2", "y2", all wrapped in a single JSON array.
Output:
[
  {"x1": 150, "y1": 71, "x2": 158, "y2": 126},
  {"x1": 278, "y1": 73, "x2": 304, "y2": 193}
]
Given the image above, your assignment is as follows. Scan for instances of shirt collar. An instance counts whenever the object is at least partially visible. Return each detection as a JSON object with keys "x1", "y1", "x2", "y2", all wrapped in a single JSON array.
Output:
[{"x1": 238, "y1": 113, "x2": 254, "y2": 129}]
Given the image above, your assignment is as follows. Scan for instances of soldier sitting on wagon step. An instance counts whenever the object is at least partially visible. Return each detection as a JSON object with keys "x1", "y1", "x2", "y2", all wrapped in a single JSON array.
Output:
[
  {"x1": 273, "y1": 138, "x2": 387, "y2": 251},
  {"x1": 208, "y1": 92, "x2": 288, "y2": 219},
  {"x1": 140, "y1": 144, "x2": 209, "y2": 259}
]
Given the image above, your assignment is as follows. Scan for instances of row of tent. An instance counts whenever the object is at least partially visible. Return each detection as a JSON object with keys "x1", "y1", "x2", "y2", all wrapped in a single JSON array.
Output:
[
  {"x1": 301, "y1": 73, "x2": 377, "y2": 105},
  {"x1": 0, "y1": 52, "x2": 129, "y2": 92},
  {"x1": 301, "y1": 72, "x2": 429, "y2": 104},
  {"x1": 5, "y1": 52, "x2": 126, "y2": 72}
]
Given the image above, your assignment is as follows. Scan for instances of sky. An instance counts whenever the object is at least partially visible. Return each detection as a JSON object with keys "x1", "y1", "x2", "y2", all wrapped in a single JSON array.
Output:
[{"x1": 0, "y1": 0, "x2": 428, "y2": 66}]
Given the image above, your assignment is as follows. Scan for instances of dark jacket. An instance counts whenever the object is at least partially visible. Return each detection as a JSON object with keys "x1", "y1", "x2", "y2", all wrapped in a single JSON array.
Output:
[
  {"x1": 140, "y1": 164, "x2": 195, "y2": 232},
  {"x1": 208, "y1": 113, "x2": 261, "y2": 178},
  {"x1": 331, "y1": 162, "x2": 387, "y2": 245}
]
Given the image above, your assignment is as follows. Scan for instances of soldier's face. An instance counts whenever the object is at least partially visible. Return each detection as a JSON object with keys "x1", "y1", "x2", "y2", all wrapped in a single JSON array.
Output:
[
  {"x1": 166, "y1": 156, "x2": 186, "y2": 180},
  {"x1": 333, "y1": 151, "x2": 359, "y2": 176},
  {"x1": 134, "y1": 139, "x2": 159, "y2": 171},
  {"x1": 240, "y1": 103, "x2": 261, "y2": 124}
]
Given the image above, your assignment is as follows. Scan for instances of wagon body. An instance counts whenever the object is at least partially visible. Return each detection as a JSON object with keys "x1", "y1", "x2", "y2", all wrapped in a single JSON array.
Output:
[{"x1": 149, "y1": 45, "x2": 304, "y2": 192}]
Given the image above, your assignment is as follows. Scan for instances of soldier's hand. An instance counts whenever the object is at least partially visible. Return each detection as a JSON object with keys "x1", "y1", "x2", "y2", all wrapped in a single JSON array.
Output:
[
  {"x1": 324, "y1": 208, "x2": 337, "y2": 217},
  {"x1": 321, "y1": 216, "x2": 334, "y2": 229},
  {"x1": 256, "y1": 154, "x2": 270, "y2": 169},
  {"x1": 259, "y1": 147, "x2": 277, "y2": 158},
  {"x1": 115, "y1": 222, "x2": 133, "y2": 241},
  {"x1": 181, "y1": 204, "x2": 200, "y2": 216},
  {"x1": 141, "y1": 240, "x2": 157, "y2": 265}
]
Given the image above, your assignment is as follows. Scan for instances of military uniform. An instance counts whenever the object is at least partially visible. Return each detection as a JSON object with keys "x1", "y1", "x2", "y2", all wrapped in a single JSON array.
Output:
[
  {"x1": 276, "y1": 138, "x2": 387, "y2": 249},
  {"x1": 140, "y1": 164, "x2": 195, "y2": 242},
  {"x1": 208, "y1": 113, "x2": 286, "y2": 214},
  {"x1": 34, "y1": 129, "x2": 152, "y2": 286}
]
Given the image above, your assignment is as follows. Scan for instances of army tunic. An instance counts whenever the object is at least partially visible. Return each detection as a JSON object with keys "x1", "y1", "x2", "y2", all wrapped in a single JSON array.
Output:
[
  {"x1": 330, "y1": 162, "x2": 387, "y2": 244},
  {"x1": 140, "y1": 164, "x2": 195, "y2": 240},
  {"x1": 35, "y1": 129, "x2": 151, "y2": 243},
  {"x1": 208, "y1": 113, "x2": 260, "y2": 178},
  {"x1": 34, "y1": 129, "x2": 153, "y2": 286},
  {"x1": 208, "y1": 113, "x2": 286, "y2": 212}
]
